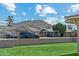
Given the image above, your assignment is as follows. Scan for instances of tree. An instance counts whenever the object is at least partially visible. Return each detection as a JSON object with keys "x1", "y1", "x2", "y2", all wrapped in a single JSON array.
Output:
[
  {"x1": 6, "y1": 16, "x2": 14, "y2": 26},
  {"x1": 52, "y1": 23, "x2": 66, "y2": 37}
]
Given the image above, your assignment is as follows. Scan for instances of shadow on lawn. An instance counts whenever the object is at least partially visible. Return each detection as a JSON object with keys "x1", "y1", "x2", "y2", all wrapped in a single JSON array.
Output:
[{"x1": 62, "y1": 53, "x2": 79, "y2": 56}]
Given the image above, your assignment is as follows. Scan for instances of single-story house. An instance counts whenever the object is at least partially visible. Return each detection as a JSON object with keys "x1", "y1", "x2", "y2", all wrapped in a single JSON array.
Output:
[{"x1": 0, "y1": 20, "x2": 54, "y2": 38}]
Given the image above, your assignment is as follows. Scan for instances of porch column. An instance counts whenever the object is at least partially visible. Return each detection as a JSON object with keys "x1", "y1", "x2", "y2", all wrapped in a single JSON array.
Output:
[{"x1": 77, "y1": 25, "x2": 79, "y2": 54}]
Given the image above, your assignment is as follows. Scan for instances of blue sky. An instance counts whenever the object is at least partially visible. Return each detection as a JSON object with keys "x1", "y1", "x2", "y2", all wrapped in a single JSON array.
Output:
[{"x1": 0, "y1": 3, "x2": 79, "y2": 25}]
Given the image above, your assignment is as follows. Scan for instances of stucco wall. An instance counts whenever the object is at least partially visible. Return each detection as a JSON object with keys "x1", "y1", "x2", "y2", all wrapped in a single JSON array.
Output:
[{"x1": 0, "y1": 37, "x2": 77, "y2": 48}]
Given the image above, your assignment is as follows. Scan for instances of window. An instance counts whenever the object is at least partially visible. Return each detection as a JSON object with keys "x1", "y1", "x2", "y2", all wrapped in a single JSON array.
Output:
[{"x1": 68, "y1": 25, "x2": 72, "y2": 30}]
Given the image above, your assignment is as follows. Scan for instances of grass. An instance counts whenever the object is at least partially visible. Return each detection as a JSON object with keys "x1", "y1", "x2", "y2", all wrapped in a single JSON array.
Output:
[{"x1": 0, "y1": 42, "x2": 78, "y2": 56}]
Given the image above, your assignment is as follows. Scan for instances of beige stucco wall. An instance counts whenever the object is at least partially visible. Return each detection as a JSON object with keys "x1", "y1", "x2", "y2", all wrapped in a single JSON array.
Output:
[{"x1": 0, "y1": 37, "x2": 76, "y2": 48}]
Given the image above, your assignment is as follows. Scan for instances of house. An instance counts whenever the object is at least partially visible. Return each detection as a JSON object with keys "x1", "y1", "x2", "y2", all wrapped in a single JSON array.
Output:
[{"x1": 0, "y1": 20, "x2": 53, "y2": 38}]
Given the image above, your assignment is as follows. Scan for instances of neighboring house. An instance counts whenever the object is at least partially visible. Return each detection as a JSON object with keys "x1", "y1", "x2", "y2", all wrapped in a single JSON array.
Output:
[
  {"x1": 0, "y1": 20, "x2": 53, "y2": 38},
  {"x1": 65, "y1": 24, "x2": 77, "y2": 37}
]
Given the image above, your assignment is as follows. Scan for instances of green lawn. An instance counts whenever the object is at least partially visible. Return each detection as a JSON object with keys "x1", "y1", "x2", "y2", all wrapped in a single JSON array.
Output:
[{"x1": 0, "y1": 42, "x2": 78, "y2": 56}]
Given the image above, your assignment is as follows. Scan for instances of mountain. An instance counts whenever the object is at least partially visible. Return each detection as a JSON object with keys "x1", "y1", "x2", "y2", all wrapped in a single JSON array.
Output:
[{"x1": 15, "y1": 20, "x2": 52, "y2": 30}]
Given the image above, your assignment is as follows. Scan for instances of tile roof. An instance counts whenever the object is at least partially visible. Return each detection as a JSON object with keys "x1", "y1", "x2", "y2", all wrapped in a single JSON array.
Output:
[{"x1": 0, "y1": 20, "x2": 52, "y2": 32}]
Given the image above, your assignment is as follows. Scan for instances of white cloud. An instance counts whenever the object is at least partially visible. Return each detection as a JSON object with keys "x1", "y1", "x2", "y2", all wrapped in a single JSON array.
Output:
[
  {"x1": 44, "y1": 17, "x2": 58, "y2": 25},
  {"x1": 2, "y1": 3, "x2": 16, "y2": 12},
  {"x1": 44, "y1": 16, "x2": 65, "y2": 25},
  {"x1": 67, "y1": 4, "x2": 79, "y2": 12},
  {"x1": 57, "y1": 16, "x2": 65, "y2": 23},
  {"x1": 35, "y1": 4, "x2": 57, "y2": 16},
  {"x1": 43, "y1": 6, "x2": 57, "y2": 14},
  {"x1": 61, "y1": 15, "x2": 64, "y2": 19},
  {"x1": 22, "y1": 12, "x2": 26, "y2": 16},
  {"x1": 35, "y1": 5, "x2": 42, "y2": 13},
  {"x1": 39, "y1": 14, "x2": 46, "y2": 17},
  {"x1": 67, "y1": 9, "x2": 71, "y2": 13},
  {"x1": 11, "y1": 12, "x2": 16, "y2": 15},
  {"x1": 1, "y1": 3, "x2": 16, "y2": 15},
  {"x1": 0, "y1": 21, "x2": 7, "y2": 25}
]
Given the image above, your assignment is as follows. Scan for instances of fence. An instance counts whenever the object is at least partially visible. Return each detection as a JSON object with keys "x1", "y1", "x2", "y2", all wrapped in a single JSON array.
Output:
[{"x1": 0, "y1": 37, "x2": 77, "y2": 48}]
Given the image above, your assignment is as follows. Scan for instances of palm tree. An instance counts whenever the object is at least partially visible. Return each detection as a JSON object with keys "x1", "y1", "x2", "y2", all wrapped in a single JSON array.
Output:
[{"x1": 6, "y1": 16, "x2": 14, "y2": 26}]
